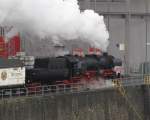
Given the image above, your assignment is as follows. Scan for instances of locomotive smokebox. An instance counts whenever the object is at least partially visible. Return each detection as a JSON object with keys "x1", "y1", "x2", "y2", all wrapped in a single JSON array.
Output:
[{"x1": 99, "y1": 52, "x2": 114, "y2": 69}]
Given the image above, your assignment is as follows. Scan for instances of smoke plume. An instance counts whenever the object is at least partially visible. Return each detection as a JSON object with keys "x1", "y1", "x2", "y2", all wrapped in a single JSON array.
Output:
[{"x1": 0, "y1": 0, "x2": 109, "y2": 52}]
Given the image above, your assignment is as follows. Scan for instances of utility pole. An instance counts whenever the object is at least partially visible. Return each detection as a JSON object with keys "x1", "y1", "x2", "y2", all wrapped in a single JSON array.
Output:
[{"x1": 145, "y1": 0, "x2": 148, "y2": 63}]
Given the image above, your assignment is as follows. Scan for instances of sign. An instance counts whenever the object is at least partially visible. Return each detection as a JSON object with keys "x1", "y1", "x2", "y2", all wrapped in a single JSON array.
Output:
[
  {"x1": 1, "y1": 71, "x2": 7, "y2": 80},
  {"x1": 119, "y1": 44, "x2": 125, "y2": 51},
  {"x1": 146, "y1": 43, "x2": 150, "y2": 46},
  {"x1": 0, "y1": 67, "x2": 25, "y2": 86}
]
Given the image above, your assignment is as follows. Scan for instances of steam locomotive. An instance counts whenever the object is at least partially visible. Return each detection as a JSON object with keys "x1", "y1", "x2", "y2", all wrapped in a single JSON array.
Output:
[
  {"x1": 26, "y1": 52, "x2": 122, "y2": 86},
  {"x1": 0, "y1": 50, "x2": 123, "y2": 97}
]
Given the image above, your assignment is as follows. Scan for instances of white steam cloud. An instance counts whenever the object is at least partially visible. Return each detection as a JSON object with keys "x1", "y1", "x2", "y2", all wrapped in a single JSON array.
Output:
[{"x1": 0, "y1": 0, "x2": 109, "y2": 51}]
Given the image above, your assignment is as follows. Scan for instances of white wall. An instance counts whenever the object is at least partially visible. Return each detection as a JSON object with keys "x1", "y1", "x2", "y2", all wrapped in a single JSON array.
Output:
[{"x1": 129, "y1": 18, "x2": 146, "y2": 66}]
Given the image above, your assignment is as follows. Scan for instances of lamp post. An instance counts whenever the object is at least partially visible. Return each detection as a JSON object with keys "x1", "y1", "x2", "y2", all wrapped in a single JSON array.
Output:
[{"x1": 145, "y1": 0, "x2": 148, "y2": 62}]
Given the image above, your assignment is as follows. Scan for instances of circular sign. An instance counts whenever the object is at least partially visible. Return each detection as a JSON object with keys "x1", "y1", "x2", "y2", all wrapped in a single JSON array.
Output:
[{"x1": 1, "y1": 71, "x2": 7, "y2": 80}]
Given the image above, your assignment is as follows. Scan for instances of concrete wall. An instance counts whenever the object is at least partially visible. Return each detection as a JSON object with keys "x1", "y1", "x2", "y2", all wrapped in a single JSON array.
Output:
[
  {"x1": 0, "y1": 86, "x2": 149, "y2": 120},
  {"x1": 78, "y1": 0, "x2": 150, "y2": 71}
]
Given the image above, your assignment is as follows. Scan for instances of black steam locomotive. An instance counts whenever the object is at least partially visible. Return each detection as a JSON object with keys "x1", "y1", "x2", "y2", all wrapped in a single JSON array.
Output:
[{"x1": 26, "y1": 52, "x2": 122, "y2": 86}]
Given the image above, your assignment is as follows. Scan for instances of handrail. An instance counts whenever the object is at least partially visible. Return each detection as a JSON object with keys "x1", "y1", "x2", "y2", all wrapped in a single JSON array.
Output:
[{"x1": 0, "y1": 75, "x2": 149, "y2": 99}]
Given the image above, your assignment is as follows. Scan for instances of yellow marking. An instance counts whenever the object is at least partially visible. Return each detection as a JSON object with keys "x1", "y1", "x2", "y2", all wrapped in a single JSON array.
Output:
[
  {"x1": 112, "y1": 78, "x2": 144, "y2": 120},
  {"x1": 144, "y1": 75, "x2": 150, "y2": 85}
]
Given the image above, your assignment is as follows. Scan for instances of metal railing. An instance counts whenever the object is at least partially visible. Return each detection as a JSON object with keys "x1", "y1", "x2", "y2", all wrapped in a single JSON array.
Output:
[
  {"x1": 0, "y1": 75, "x2": 150, "y2": 100},
  {"x1": 117, "y1": 76, "x2": 145, "y2": 86},
  {"x1": 0, "y1": 83, "x2": 90, "y2": 99}
]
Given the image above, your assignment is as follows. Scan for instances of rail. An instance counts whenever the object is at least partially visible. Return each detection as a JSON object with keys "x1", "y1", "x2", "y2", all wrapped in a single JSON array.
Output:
[{"x1": 0, "y1": 74, "x2": 149, "y2": 100}]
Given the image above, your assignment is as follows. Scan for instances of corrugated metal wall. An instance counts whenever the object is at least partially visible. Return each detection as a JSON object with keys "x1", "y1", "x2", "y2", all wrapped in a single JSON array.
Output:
[{"x1": 78, "y1": 0, "x2": 150, "y2": 72}]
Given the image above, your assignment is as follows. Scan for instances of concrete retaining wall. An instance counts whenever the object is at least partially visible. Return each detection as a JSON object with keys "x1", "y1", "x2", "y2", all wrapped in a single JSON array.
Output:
[{"x1": 0, "y1": 86, "x2": 149, "y2": 120}]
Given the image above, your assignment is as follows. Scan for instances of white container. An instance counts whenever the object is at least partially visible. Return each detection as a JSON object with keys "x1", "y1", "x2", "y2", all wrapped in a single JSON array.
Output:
[
  {"x1": 19, "y1": 57, "x2": 25, "y2": 61},
  {"x1": 25, "y1": 56, "x2": 34, "y2": 61},
  {"x1": 8, "y1": 56, "x2": 18, "y2": 60},
  {"x1": 24, "y1": 61, "x2": 35, "y2": 66},
  {"x1": 16, "y1": 52, "x2": 26, "y2": 57}
]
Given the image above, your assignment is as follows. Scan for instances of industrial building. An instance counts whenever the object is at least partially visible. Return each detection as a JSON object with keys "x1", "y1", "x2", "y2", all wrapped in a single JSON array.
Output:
[{"x1": 78, "y1": 0, "x2": 150, "y2": 73}]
